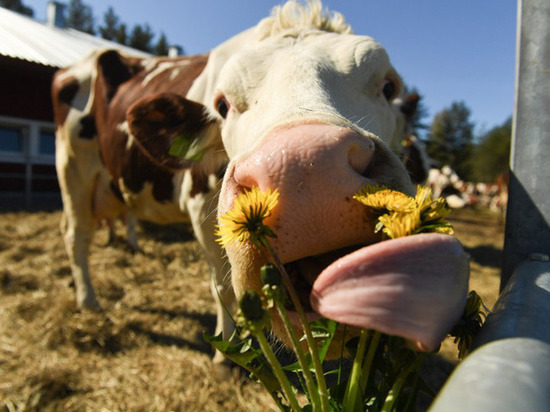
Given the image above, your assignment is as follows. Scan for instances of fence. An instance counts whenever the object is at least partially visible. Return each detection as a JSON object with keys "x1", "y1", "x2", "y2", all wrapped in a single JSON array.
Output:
[{"x1": 431, "y1": 0, "x2": 550, "y2": 410}]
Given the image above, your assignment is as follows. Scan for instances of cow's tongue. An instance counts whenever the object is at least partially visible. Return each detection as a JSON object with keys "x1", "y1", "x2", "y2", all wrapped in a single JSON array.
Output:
[{"x1": 310, "y1": 233, "x2": 470, "y2": 351}]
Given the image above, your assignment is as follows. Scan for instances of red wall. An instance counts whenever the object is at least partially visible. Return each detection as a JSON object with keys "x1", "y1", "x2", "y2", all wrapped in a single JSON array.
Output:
[{"x1": 0, "y1": 56, "x2": 57, "y2": 122}]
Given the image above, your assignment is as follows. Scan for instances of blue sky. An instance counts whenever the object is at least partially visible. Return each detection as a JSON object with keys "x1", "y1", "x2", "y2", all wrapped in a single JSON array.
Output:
[{"x1": 27, "y1": 0, "x2": 518, "y2": 138}]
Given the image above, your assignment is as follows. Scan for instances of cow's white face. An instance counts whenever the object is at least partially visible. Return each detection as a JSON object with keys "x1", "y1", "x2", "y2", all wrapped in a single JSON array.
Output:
[
  {"x1": 214, "y1": 32, "x2": 403, "y2": 159},
  {"x1": 205, "y1": 10, "x2": 468, "y2": 356}
]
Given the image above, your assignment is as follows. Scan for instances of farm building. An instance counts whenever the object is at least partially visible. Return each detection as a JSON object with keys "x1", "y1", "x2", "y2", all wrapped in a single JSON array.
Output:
[{"x1": 0, "y1": 3, "x2": 151, "y2": 210}]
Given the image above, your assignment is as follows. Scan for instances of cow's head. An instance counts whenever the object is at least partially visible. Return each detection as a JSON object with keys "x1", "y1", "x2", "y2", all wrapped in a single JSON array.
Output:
[
  {"x1": 126, "y1": 1, "x2": 468, "y2": 356},
  {"x1": 205, "y1": 2, "x2": 468, "y2": 355}
]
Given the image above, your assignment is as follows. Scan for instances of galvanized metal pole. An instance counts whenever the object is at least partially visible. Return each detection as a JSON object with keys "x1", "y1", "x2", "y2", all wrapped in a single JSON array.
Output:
[
  {"x1": 501, "y1": 0, "x2": 550, "y2": 289},
  {"x1": 431, "y1": 0, "x2": 550, "y2": 410},
  {"x1": 430, "y1": 258, "x2": 550, "y2": 411}
]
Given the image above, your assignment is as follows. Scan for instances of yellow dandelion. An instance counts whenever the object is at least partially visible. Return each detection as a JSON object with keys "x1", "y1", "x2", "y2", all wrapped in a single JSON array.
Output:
[
  {"x1": 416, "y1": 186, "x2": 454, "y2": 235},
  {"x1": 216, "y1": 187, "x2": 279, "y2": 248},
  {"x1": 354, "y1": 185, "x2": 416, "y2": 213},
  {"x1": 354, "y1": 183, "x2": 454, "y2": 239},
  {"x1": 414, "y1": 185, "x2": 434, "y2": 210},
  {"x1": 378, "y1": 210, "x2": 421, "y2": 239}
]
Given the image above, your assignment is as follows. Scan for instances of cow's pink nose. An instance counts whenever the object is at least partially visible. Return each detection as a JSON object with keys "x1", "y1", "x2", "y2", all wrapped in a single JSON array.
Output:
[
  {"x1": 225, "y1": 124, "x2": 377, "y2": 263},
  {"x1": 232, "y1": 123, "x2": 375, "y2": 196}
]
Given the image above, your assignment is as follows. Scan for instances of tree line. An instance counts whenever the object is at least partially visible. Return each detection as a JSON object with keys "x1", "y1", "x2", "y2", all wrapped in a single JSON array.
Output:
[
  {"x1": 388, "y1": 85, "x2": 511, "y2": 184},
  {"x1": 1, "y1": 0, "x2": 181, "y2": 55},
  {"x1": 422, "y1": 100, "x2": 511, "y2": 183}
]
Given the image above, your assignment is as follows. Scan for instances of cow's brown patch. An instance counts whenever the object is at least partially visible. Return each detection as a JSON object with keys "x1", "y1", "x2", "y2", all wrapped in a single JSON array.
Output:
[
  {"x1": 51, "y1": 74, "x2": 78, "y2": 125},
  {"x1": 57, "y1": 78, "x2": 79, "y2": 105},
  {"x1": 109, "y1": 181, "x2": 124, "y2": 202},
  {"x1": 127, "y1": 93, "x2": 212, "y2": 171},
  {"x1": 88, "y1": 51, "x2": 213, "y2": 205},
  {"x1": 78, "y1": 115, "x2": 97, "y2": 140},
  {"x1": 96, "y1": 50, "x2": 142, "y2": 102}
]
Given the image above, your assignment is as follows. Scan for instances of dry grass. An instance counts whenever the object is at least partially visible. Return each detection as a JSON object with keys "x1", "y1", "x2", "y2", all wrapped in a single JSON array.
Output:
[
  {"x1": 437, "y1": 207, "x2": 504, "y2": 359},
  {"x1": 0, "y1": 208, "x2": 503, "y2": 411}
]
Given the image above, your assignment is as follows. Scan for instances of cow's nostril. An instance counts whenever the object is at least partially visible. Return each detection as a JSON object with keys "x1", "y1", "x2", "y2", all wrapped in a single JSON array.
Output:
[
  {"x1": 233, "y1": 162, "x2": 266, "y2": 194},
  {"x1": 348, "y1": 139, "x2": 375, "y2": 176}
]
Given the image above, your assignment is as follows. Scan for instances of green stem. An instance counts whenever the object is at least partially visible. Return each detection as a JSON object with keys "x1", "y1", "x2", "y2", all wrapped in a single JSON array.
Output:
[
  {"x1": 255, "y1": 331, "x2": 302, "y2": 412},
  {"x1": 359, "y1": 331, "x2": 381, "y2": 396},
  {"x1": 380, "y1": 355, "x2": 422, "y2": 412},
  {"x1": 337, "y1": 324, "x2": 348, "y2": 387},
  {"x1": 267, "y1": 243, "x2": 330, "y2": 412},
  {"x1": 343, "y1": 329, "x2": 370, "y2": 412},
  {"x1": 275, "y1": 297, "x2": 322, "y2": 410}
]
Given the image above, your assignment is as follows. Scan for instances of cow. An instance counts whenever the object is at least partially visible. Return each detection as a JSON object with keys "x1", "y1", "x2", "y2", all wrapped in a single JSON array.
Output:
[
  {"x1": 52, "y1": 49, "x2": 233, "y2": 364},
  {"x1": 426, "y1": 165, "x2": 468, "y2": 209},
  {"x1": 53, "y1": 0, "x2": 469, "y2": 360}
]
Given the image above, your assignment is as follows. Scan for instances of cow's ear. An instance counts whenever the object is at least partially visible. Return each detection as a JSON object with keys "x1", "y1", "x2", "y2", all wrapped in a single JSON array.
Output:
[
  {"x1": 97, "y1": 50, "x2": 142, "y2": 102},
  {"x1": 127, "y1": 93, "x2": 213, "y2": 170},
  {"x1": 399, "y1": 93, "x2": 420, "y2": 120},
  {"x1": 402, "y1": 136, "x2": 430, "y2": 184}
]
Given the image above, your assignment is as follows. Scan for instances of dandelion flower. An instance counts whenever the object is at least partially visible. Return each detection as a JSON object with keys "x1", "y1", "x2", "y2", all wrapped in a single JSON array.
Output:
[
  {"x1": 354, "y1": 184, "x2": 453, "y2": 239},
  {"x1": 378, "y1": 210, "x2": 421, "y2": 239},
  {"x1": 216, "y1": 187, "x2": 279, "y2": 248},
  {"x1": 354, "y1": 185, "x2": 416, "y2": 213}
]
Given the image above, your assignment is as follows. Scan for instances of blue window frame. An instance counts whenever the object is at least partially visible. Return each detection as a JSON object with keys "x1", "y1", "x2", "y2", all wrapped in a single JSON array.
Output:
[{"x1": 0, "y1": 126, "x2": 23, "y2": 153}]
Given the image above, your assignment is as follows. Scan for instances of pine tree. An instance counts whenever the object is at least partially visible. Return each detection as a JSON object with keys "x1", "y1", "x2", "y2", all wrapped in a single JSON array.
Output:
[
  {"x1": 98, "y1": 7, "x2": 120, "y2": 41},
  {"x1": 154, "y1": 32, "x2": 170, "y2": 56},
  {"x1": 115, "y1": 23, "x2": 128, "y2": 45},
  {"x1": 65, "y1": 0, "x2": 95, "y2": 35},
  {"x1": 128, "y1": 24, "x2": 154, "y2": 53},
  {"x1": 427, "y1": 101, "x2": 474, "y2": 180},
  {"x1": 470, "y1": 117, "x2": 512, "y2": 182},
  {"x1": 0, "y1": 0, "x2": 33, "y2": 16}
]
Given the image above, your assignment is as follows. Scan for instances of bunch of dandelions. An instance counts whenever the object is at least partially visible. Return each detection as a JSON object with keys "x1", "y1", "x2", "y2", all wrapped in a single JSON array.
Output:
[
  {"x1": 208, "y1": 185, "x2": 487, "y2": 412},
  {"x1": 342, "y1": 184, "x2": 487, "y2": 411},
  {"x1": 353, "y1": 184, "x2": 454, "y2": 239},
  {"x1": 352, "y1": 184, "x2": 487, "y2": 360}
]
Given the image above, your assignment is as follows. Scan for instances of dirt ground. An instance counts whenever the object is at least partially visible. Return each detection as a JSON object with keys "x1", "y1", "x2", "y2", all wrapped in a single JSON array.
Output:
[{"x1": 0, "y1": 207, "x2": 504, "y2": 411}]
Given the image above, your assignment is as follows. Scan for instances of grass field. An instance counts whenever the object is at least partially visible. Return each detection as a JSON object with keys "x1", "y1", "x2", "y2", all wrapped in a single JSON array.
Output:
[{"x1": 0, "y1": 207, "x2": 504, "y2": 411}]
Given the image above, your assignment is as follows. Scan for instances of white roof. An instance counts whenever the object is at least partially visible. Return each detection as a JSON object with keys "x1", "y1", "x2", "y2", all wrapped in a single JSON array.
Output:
[{"x1": 0, "y1": 6, "x2": 151, "y2": 68}]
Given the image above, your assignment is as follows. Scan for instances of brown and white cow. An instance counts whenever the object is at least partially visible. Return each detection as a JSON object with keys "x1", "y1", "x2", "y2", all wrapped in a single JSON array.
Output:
[
  {"x1": 52, "y1": 49, "x2": 233, "y2": 363},
  {"x1": 53, "y1": 0, "x2": 469, "y2": 359}
]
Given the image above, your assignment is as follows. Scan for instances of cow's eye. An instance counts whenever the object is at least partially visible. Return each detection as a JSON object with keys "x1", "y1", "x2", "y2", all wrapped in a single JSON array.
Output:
[
  {"x1": 216, "y1": 97, "x2": 230, "y2": 118},
  {"x1": 382, "y1": 80, "x2": 396, "y2": 101}
]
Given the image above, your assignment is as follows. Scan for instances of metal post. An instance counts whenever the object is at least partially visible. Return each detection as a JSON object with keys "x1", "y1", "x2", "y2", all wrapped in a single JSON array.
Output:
[
  {"x1": 431, "y1": 0, "x2": 550, "y2": 410},
  {"x1": 430, "y1": 258, "x2": 550, "y2": 411},
  {"x1": 501, "y1": 0, "x2": 550, "y2": 289}
]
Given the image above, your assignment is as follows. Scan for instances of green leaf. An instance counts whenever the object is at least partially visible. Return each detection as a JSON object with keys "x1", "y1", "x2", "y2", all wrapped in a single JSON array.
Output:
[
  {"x1": 282, "y1": 353, "x2": 313, "y2": 372},
  {"x1": 203, "y1": 332, "x2": 282, "y2": 395},
  {"x1": 310, "y1": 318, "x2": 338, "y2": 362},
  {"x1": 203, "y1": 332, "x2": 259, "y2": 363},
  {"x1": 282, "y1": 319, "x2": 338, "y2": 374},
  {"x1": 169, "y1": 134, "x2": 205, "y2": 161}
]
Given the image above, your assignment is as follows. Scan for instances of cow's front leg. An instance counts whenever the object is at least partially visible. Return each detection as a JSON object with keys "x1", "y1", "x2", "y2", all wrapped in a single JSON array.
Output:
[
  {"x1": 186, "y1": 182, "x2": 236, "y2": 365},
  {"x1": 56, "y1": 141, "x2": 102, "y2": 310},
  {"x1": 62, "y1": 215, "x2": 99, "y2": 310}
]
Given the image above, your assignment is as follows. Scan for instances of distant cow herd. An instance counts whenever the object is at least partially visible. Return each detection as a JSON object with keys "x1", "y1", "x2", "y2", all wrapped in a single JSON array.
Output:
[{"x1": 426, "y1": 165, "x2": 509, "y2": 216}]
